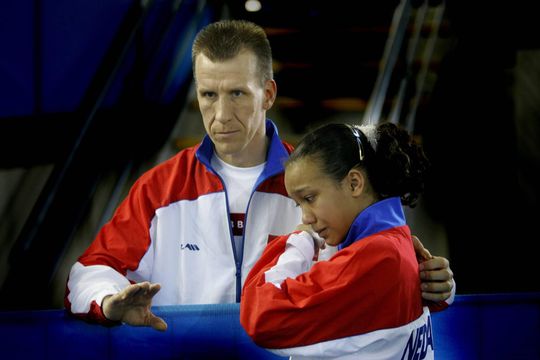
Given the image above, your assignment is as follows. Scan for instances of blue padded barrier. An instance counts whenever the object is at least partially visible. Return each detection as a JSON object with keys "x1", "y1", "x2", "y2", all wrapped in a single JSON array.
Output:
[
  {"x1": 0, "y1": 293, "x2": 539, "y2": 359},
  {"x1": 0, "y1": 304, "x2": 282, "y2": 360},
  {"x1": 431, "y1": 292, "x2": 540, "y2": 359}
]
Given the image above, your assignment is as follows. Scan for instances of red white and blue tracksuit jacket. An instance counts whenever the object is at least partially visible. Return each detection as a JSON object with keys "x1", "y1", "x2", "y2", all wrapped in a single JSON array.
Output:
[
  {"x1": 241, "y1": 197, "x2": 451, "y2": 360},
  {"x1": 65, "y1": 120, "x2": 301, "y2": 323}
]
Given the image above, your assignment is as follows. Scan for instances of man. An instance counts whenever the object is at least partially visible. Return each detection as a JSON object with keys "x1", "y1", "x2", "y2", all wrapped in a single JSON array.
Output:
[{"x1": 65, "y1": 20, "x2": 454, "y2": 331}]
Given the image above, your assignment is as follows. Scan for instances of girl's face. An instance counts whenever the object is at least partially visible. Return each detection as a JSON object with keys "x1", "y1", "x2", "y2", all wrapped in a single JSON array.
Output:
[{"x1": 285, "y1": 157, "x2": 364, "y2": 246}]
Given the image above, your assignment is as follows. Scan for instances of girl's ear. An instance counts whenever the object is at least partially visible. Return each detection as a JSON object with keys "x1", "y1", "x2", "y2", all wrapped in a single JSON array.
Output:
[{"x1": 347, "y1": 169, "x2": 366, "y2": 197}]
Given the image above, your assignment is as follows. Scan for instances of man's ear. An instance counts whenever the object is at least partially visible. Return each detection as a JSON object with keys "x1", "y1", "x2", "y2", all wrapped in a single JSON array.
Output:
[
  {"x1": 263, "y1": 79, "x2": 277, "y2": 110},
  {"x1": 347, "y1": 169, "x2": 366, "y2": 197}
]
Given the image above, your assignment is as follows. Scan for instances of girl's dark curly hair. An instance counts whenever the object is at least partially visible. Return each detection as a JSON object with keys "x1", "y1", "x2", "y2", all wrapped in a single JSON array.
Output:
[{"x1": 286, "y1": 122, "x2": 430, "y2": 207}]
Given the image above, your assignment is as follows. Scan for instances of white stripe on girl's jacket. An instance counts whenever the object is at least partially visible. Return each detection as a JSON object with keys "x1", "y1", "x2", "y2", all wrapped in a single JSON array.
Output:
[
  {"x1": 65, "y1": 121, "x2": 301, "y2": 323},
  {"x1": 241, "y1": 197, "x2": 453, "y2": 360}
]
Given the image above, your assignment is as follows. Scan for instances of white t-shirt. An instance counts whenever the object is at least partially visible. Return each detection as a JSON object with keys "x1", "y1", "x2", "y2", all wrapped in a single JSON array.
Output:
[{"x1": 211, "y1": 155, "x2": 266, "y2": 257}]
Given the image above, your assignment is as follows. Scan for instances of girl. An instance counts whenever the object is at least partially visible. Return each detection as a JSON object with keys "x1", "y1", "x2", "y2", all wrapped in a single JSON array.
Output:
[{"x1": 240, "y1": 123, "x2": 446, "y2": 359}]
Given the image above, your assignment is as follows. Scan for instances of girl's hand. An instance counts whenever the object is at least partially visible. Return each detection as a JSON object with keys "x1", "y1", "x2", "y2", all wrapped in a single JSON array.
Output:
[{"x1": 295, "y1": 224, "x2": 326, "y2": 250}]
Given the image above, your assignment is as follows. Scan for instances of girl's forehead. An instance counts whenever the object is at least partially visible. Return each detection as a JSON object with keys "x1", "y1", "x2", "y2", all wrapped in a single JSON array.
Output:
[
  {"x1": 285, "y1": 158, "x2": 330, "y2": 191},
  {"x1": 287, "y1": 155, "x2": 320, "y2": 169},
  {"x1": 286, "y1": 157, "x2": 318, "y2": 177}
]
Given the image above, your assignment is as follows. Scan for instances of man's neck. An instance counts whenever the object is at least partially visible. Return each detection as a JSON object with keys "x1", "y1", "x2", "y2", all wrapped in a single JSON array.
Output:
[{"x1": 217, "y1": 135, "x2": 269, "y2": 168}]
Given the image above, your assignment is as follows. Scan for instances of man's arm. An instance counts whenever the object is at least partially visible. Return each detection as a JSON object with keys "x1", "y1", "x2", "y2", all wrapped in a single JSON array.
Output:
[
  {"x1": 65, "y1": 262, "x2": 131, "y2": 324},
  {"x1": 65, "y1": 176, "x2": 157, "y2": 324}
]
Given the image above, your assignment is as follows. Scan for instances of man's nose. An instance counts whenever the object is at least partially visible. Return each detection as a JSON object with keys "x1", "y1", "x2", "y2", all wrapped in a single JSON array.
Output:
[{"x1": 215, "y1": 97, "x2": 232, "y2": 123}]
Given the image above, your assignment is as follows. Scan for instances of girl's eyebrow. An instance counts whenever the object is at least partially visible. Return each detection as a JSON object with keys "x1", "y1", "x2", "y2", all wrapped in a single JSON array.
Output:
[{"x1": 290, "y1": 186, "x2": 309, "y2": 196}]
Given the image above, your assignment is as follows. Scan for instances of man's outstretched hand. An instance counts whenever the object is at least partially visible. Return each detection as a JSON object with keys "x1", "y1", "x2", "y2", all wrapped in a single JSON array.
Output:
[
  {"x1": 412, "y1": 236, "x2": 455, "y2": 302},
  {"x1": 102, "y1": 282, "x2": 167, "y2": 331}
]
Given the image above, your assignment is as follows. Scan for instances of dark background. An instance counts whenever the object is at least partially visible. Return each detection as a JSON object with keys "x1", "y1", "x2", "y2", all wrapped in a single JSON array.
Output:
[{"x1": 0, "y1": 0, "x2": 539, "y2": 310}]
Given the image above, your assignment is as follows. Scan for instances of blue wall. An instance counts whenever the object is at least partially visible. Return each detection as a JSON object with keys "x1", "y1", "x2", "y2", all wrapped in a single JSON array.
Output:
[{"x1": 0, "y1": 0, "x2": 132, "y2": 117}]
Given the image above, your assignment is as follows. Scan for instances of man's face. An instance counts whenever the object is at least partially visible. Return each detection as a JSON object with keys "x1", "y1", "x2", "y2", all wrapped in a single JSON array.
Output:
[{"x1": 195, "y1": 50, "x2": 276, "y2": 167}]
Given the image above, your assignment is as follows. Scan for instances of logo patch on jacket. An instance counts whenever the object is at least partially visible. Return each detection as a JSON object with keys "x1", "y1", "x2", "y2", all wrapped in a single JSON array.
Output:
[
  {"x1": 180, "y1": 243, "x2": 200, "y2": 251},
  {"x1": 230, "y1": 213, "x2": 245, "y2": 236}
]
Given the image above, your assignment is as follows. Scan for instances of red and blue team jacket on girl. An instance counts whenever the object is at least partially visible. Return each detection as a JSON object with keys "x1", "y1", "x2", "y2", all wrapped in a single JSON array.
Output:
[
  {"x1": 65, "y1": 120, "x2": 301, "y2": 323},
  {"x1": 241, "y1": 197, "x2": 451, "y2": 360}
]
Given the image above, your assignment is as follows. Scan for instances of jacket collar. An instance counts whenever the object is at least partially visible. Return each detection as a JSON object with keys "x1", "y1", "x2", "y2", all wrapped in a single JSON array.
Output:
[
  {"x1": 338, "y1": 197, "x2": 406, "y2": 250},
  {"x1": 196, "y1": 119, "x2": 289, "y2": 187}
]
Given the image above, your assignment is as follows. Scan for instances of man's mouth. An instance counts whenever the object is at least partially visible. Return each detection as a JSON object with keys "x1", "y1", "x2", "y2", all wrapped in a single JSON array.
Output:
[{"x1": 215, "y1": 130, "x2": 239, "y2": 138}]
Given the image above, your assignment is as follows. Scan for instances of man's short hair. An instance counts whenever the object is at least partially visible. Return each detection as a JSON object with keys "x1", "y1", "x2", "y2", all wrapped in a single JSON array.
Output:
[{"x1": 192, "y1": 20, "x2": 273, "y2": 85}]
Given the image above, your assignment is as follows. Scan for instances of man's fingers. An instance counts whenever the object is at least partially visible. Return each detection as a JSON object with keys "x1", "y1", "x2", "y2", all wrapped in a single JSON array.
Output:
[
  {"x1": 123, "y1": 283, "x2": 145, "y2": 300},
  {"x1": 422, "y1": 291, "x2": 452, "y2": 302},
  {"x1": 420, "y1": 268, "x2": 453, "y2": 282},
  {"x1": 148, "y1": 314, "x2": 168, "y2": 332},
  {"x1": 421, "y1": 279, "x2": 454, "y2": 293},
  {"x1": 152, "y1": 318, "x2": 168, "y2": 332},
  {"x1": 412, "y1": 235, "x2": 432, "y2": 261},
  {"x1": 144, "y1": 284, "x2": 166, "y2": 331},
  {"x1": 418, "y1": 256, "x2": 450, "y2": 271},
  {"x1": 126, "y1": 282, "x2": 154, "y2": 297},
  {"x1": 111, "y1": 283, "x2": 155, "y2": 308},
  {"x1": 148, "y1": 283, "x2": 162, "y2": 298}
]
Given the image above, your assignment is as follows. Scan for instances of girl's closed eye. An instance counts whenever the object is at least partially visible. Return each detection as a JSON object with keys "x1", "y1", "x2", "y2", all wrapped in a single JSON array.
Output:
[{"x1": 304, "y1": 195, "x2": 315, "y2": 203}]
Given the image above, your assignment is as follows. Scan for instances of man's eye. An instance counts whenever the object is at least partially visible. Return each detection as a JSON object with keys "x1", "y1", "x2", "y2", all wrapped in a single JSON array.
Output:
[
  {"x1": 202, "y1": 92, "x2": 216, "y2": 98},
  {"x1": 231, "y1": 90, "x2": 243, "y2": 97}
]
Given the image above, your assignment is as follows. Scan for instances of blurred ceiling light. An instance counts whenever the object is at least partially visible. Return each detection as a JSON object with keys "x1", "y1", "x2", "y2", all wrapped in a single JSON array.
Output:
[{"x1": 245, "y1": 0, "x2": 262, "y2": 12}]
